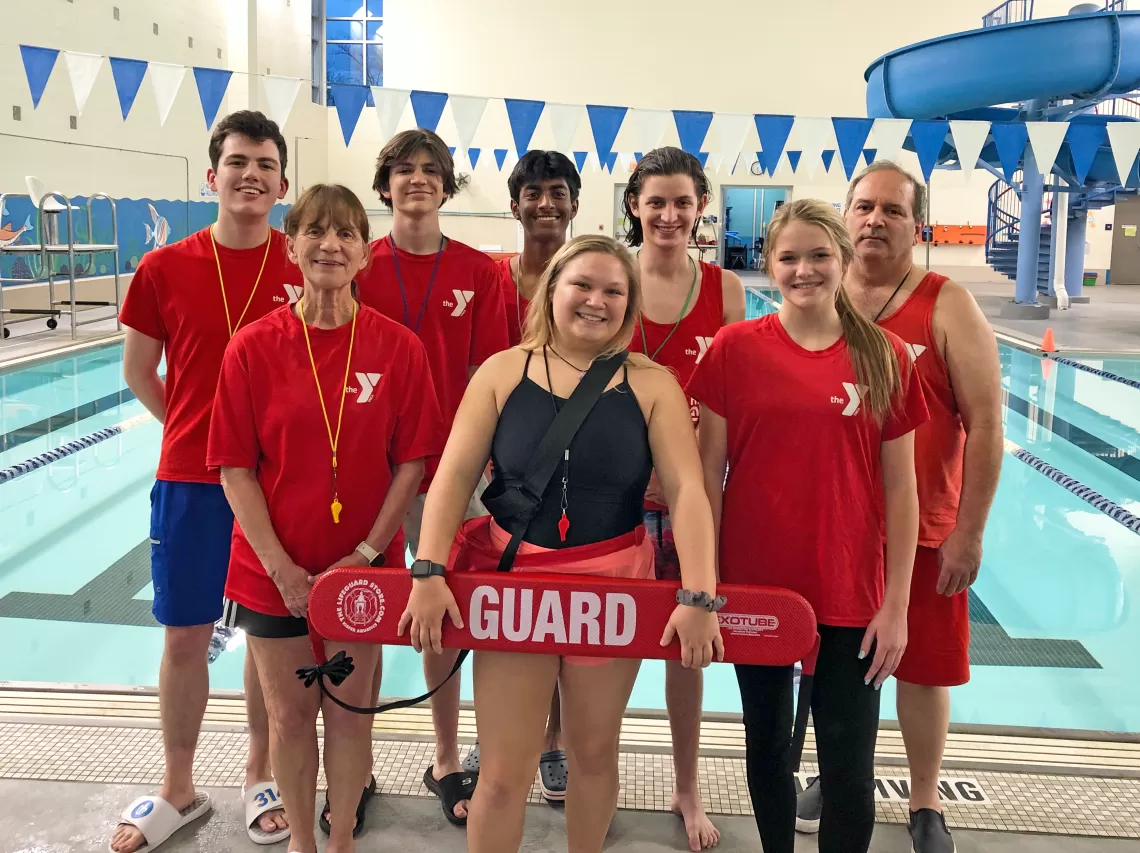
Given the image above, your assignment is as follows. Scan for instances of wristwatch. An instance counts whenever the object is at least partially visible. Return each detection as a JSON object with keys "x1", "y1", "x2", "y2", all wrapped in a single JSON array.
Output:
[
  {"x1": 355, "y1": 541, "x2": 385, "y2": 568},
  {"x1": 410, "y1": 559, "x2": 447, "y2": 579},
  {"x1": 676, "y1": 589, "x2": 728, "y2": 612}
]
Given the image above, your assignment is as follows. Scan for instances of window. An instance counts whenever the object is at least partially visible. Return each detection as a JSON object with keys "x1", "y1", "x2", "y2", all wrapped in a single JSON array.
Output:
[{"x1": 314, "y1": 0, "x2": 383, "y2": 107}]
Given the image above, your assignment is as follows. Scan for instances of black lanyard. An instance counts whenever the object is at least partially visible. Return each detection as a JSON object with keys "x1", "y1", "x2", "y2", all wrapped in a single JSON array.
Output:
[
  {"x1": 388, "y1": 233, "x2": 445, "y2": 333},
  {"x1": 873, "y1": 271, "x2": 911, "y2": 323}
]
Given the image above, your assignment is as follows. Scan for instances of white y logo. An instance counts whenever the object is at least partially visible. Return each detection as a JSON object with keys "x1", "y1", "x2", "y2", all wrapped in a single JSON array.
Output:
[
  {"x1": 283, "y1": 284, "x2": 303, "y2": 304},
  {"x1": 355, "y1": 372, "x2": 382, "y2": 403},
  {"x1": 904, "y1": 342, "x2": 927, "y2": 362},
  {"x1": 841, "y1": 382, "x2": 869, "y2": 417},
  {"x1": 695, "y1": 336, "x2": 714, "y2": 363},
  {"x1": 450, "y1": 289, "x2": 475, "y2": 317}
]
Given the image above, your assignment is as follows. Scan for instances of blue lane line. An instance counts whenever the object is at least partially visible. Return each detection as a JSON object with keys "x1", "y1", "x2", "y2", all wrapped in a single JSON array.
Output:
[
  {"x1": 1053, "y1": 357, "x2": 1140, "y2": 393},
  {"x1": 0, "y1": 413, "x2": 153, "y2": 485}
]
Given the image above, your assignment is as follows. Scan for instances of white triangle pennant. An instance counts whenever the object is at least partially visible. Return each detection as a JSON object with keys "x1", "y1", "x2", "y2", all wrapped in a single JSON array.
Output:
[
  {"x1": 627, "y1": 109, "x2": 670, "y2": 152},
  {"x1": 870, "y1": 118, "x2": 912, "y2": 163},
  {"x1": 1025, "y1": 122, "x2": 1069, "y2": 177},
  {"x1": 949, "y1": 120, "x2": 991, "y2": 183},
  {"x1": 1107, "y1": 121, "x2": 1140, "y2": 186},
  {"x1": 449, "y1": 94, "x2": 489, "y2": 153},
  {"x1": 373, "y1": 87, "x2": 410, "y2": 142},
  {"x1": 261, "y1": 75, "x2": 301, "y2": 129},
  {"x1": 148, "y1": 62, "x2": 187, "y2": 127},
  {"x1": 706, "y1": 152, "x2": 723, "y2": 174},
  {"x1": 792, "y1": 117, "x2": 832, "y2": 179},
  {"x1": 546, "y1": 103, "x2": 585, "y2": 156},
  {"x1": 62, "y1": 51, "x2": 104, "y2": 116},
  {"x1": 711, "y1": 113, "x2": 753, "y2": 163}
]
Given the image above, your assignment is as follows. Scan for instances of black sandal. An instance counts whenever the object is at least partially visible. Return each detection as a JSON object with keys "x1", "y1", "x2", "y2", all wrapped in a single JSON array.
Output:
[
  {"x1": 422, "y1": 765, "x2": 478, "y2": 827},
  {"x1": 319, "y1": 773, "x2": 377, "y2": 837}
]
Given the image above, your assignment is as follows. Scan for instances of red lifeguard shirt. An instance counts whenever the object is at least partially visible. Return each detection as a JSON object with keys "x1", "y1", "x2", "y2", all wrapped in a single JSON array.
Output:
[
  {"x1": 687, "y1": 313, "x2": 929, "y2": 626},
  {"x1": 207, "y1": 304, "x2": 445, "y2": 617},
  {"x1": 630, "y1": 261, "x2": 724, "y2": 511},
  {"x1": 356, "y1": 237, "x2": 508, "y2": 489},
  {"x1": 495, "y1": 256, "x2": 530, "y2": 347},
  {"x1": 119, "y1": 227, "x2": 303, "y2": 484},
  {"x1": 877, "y1": 273, "x2": 966, "y2": 547}
]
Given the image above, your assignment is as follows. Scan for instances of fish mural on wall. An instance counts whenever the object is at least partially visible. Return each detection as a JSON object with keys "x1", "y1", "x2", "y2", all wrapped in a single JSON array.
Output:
[
  {"x1": 144, "y1": 203, "x2": 170, "y2": 249},
  {"x1": 0, "y1": 215, "x2": 32, "y2": 249}
]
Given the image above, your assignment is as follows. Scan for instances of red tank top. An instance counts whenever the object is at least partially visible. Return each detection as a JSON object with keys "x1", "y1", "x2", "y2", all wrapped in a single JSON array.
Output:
[
  {"x1": 495, "y1": 256, "x2": 529, "y2": 347},
  {"x1": 631, "y1": 261, "x2": 724, "y2": 511},
  {"x1": 877, "y1": 272, "x2": 965, "y2": 546}
]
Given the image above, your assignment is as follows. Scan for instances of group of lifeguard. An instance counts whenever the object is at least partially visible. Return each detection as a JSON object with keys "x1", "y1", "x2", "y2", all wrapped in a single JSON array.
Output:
[{"x1": 107, "y1": 109, "x2": 1001, "y2": 853}]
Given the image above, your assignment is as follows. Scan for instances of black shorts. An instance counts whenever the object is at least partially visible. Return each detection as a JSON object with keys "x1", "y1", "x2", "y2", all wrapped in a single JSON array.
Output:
[{"x1": 221, "y1": 598, "x2": 308, "y2": 639}]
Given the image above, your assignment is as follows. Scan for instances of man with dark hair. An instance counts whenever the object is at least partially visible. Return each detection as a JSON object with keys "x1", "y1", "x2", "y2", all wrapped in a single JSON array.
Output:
[
  {"x1": 797, "y1": 161, "x2": 1001, "y2": 853},
  {"x1": 110, "y1": 111, "x2": 301, "y2": 852},
  {"x1": 355, "y1": 127, "x2": 508, "y2": 828}
]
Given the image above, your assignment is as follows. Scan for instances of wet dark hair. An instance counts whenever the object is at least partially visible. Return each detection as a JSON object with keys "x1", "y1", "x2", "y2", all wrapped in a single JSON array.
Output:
[
  {"x1": 371, "y1": 128, "x2": 468, "y2": 210},
  {"x1": 208, "y1": 110, "x2": 288, "y2": 174},
  {"x1": 507, "y1": 150, "x2": 582, "y2": 202},
  {"x1": 621, "y1": 147, "x2": 711, "y2": 247},
  {"x1": 283, "y1": 183, "x2": 371, "y2": 244}
]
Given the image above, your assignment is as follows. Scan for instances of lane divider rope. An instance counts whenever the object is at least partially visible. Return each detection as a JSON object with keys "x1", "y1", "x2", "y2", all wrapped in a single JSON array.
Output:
[
  {"x1": 0, "y1": 412, "x2": 154, "y2": 485},
  {"x1": 1052, "y1": 357, "x2": 1140, "y2": 392}
]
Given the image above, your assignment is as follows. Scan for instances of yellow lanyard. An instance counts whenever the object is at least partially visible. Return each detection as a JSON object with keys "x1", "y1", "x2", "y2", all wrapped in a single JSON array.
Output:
[
  {"x1": 211, "y1": 225, "x2": 273, "y2": 338},
  {"x1": 297, "y1": 297, "x2": 358, "y2": 523}
]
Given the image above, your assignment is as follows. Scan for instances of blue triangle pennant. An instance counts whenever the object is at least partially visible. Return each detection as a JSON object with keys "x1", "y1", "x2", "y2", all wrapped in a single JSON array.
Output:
[
  {"x1": 19, "y1": 46, "x2": 59, "y2": 109},
  {"x1": 990, "y1": 122, "x2": 1029, "y2": 182},
  {"x1": 494, "y1": 149, "x2": 509, "y2": 171},
  {"x1": 602, "y1": 151, "x2": 618, "y2": 173},
  {"x1": 448, "y1": 146, "x2": 456, "y2": 157},
  {"x1": 586, "y1": 105, "x2": 628, "y2": 161},
  {"x1": 634, "y1": 152, "x2": 643, "y2": 162},
  {"x1": 863, "y1": 148, "x2": 877, "y2": 165},
  {"x1": 821, "y1": 149, "x2": 836, "y2": 172},
  {"x1": 673, "y1": 110, "x2": 714, "y2": 155},
  {"x1": 832, "y1": 117, "x2": 875, "y2": 179},
  {"x1": 786, "y1": 150, "x2": 802, "y2": 172},
  {"x1": 409, "y1": 90, "x2": 448, "y2": 132},
  {"x1": 504, "y1": 98, "x2": 545, "y2": 157},
  {"x1": 1066, "y1": 123, "x2": 1106, "y2": 186},
  {"x1": 329, "y1": 83, "x2": 368, "y2": 146},
  {"x1": 192, "y1": 67, "x2": 233, "y2": 130},
  {"x1": 574, "y1": 151, "x2": 589, "y2": 173},
  {"x1": 909, "y1": 120, "x2": 950, "y2": 182},
  {"x1": 108, "y1": 57, "x2": 148, "y2": 120},
  {"x1": 468, "y1": 148, "x2": 481, "y2": 169},
  {"x1": 697, "y1": 152, "x2": 709, "y2": 168},
  {"x1": 754, "y1": 115, "x2": 795, "y2": 176}
]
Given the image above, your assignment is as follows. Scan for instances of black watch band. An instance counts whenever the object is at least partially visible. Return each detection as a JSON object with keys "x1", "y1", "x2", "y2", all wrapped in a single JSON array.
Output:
[{"x1": 410, "y1": 559, "x2": 446, "y2": 579}]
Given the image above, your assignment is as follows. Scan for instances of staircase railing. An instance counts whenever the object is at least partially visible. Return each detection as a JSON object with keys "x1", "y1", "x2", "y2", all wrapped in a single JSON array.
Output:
[
  {"x1": 986, "y1": 175, "x2": 1022, "y2": 257},
  {"x1": 983, "y1": 0, "x2": 1034, "y2": 27},
  {"x1": 1098, "y1": 94, "x2": 1140, "y2": 118},
  {"x1": 1104, "y1": 0, "x2": 1127, "y2": 12}
]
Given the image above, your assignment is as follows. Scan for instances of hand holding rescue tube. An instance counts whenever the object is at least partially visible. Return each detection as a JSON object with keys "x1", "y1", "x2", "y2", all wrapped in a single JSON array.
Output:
[
  {"x1": 660, "y1": 599, "x2": 724, "y2": 669},
  {"x1": 398, "y1": 575, "x2": 464, "y2": 654}
]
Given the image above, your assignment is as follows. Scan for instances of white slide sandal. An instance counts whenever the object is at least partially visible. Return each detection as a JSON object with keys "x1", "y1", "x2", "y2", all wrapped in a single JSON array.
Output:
[
  {"x1": 107, "y1": 792, "x2": 211, "y2": 852},
  {"x1": 242, "y1": 781, "x2": 291, "y2": 845}
]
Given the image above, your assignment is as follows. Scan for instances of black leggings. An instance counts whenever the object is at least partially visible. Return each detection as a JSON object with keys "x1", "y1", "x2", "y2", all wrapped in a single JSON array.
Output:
[{"x1": 734, "y1": 624, "x2": 881, "y2": 853}]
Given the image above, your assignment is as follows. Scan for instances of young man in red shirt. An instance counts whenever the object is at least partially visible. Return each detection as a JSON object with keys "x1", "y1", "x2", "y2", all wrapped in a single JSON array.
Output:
[
  {"x1": 796, "y1": 162, "x2": 1002, "y2": 853},
  {"x1": 111, "y1": 112, "x2": 300, "y2": 853},
  {"x1": 355, "y1": 128, "x2": 508, "y2": 826}
]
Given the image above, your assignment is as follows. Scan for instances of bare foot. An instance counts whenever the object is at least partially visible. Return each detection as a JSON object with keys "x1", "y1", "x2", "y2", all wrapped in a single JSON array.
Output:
[
  {"x1": 109, "y1": 789, "x2": 196, "y2": 853},
  {"x1": 246, "y1": 777, "x2": 289, "y2": 836},
  {"x1": 434, "y1": 757, "x2": 471, "y2": 821},
  {"x1": 672, "y1": 789, "x2": 720, "y2": 851}
]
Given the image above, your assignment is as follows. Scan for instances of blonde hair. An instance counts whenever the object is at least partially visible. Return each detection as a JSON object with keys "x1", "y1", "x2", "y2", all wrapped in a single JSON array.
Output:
[
  {"x1": 519, "y1": 234, "x2": 659, "y2": 370},
  {"x1": 763, "y1": 198, "x2": 903, "y2": 422}
]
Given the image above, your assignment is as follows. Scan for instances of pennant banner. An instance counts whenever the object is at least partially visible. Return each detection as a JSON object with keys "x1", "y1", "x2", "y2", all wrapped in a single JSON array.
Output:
[
  {"x1": 62, "y1": 51, "x2": 103, "y2": 116},
  {"x1": 330, "y1": 83, "x2": 368, "y2": 146},
  {"x1": 673, "y1": 110, "x2": 713, "y2": 155},
  {"x1": 754, "y1": 114, "x2": 795, "y2": 176},
  {"x1": 706, "y1": 152, "x2": 723, "y2": 174},
  {"x1": 821, "y1": 149, "x2": 836, "y2": 173},
  {"x1": 1025, "y1": 122, "x2": 1069, "y2": 177},
  {"x1": 712, "y1": 113, "x2": 753, "y2": 165},
  {"x1": 192, "y1": 66, "x2": 233, "y2": 130},
  {"x1": 504, "y1": 98, "x2": 545, "y2": 157},
  {"x1": 786, "y1": 151, "x2": 802, "y2": 173},
  {"x1": 410, "y1": 90, "x2": 448, "y2": 132},
  {"x1": 1066, "y1": 123, "x2": 1106, "y2": 186},
  {"x1": 863, "y1": 148, "x2": 877, "y2": 165},
  {"x1": 20, "y1": 45, "x2": 59, "y2": 109},
  {"x1": 450, "y1": 94, "x2": 489, "y2": 153},
  {"x1": 601, "y1": 151, "x2": 619, "y2": 173},
  {"x1": 373, "y1": 87, "x2": 410, "y2": 141},
  {"x1": 870, "y1": 118, "x2": 911, "y2": 164},
  {"x1": 793, "y1": 116, "x2": 832, "y2": 179},
  {"x1": 149, "y1": 62, "x2": 187, "y2": 127},
  {"x1": 949, "y1": 120, "x2": 991, "y2": 183},
  {"x1": 1107, "y1": 122, "x2": 1140, "y2": 187},
  {"x1": 494, "y1": 148, "x2": 509, "y2": 171},
  {"x1": 586, "y1": 104, "x2": 628, "y2": 161},
  {"x1": 108, "y1": 56, "x2": 148, "y2": 120},
  {"x1": 468, "y1": 147, "x2": 481, "y2": 169},
  {"x1": 832, "y1": 117, "x2": 874, "y2": 179},
  {"x1": 547, "y1": 103, "x2": 585, "y2": 156},
  {"x1": 627, "y1": 109, "x2": 670, "y2": 153},
  {"x1": 909, "y1": 120, "x2": 950, "y2": 182},
  {"x1": 573, "y1": 151, "x2": 589, "y2": 173},
  {"x1": 262, "y1": 75, "x2": 302, "y2": 129},
  {"x1": 991, "y1": 122, "x2": 1029, "y2": 182}
]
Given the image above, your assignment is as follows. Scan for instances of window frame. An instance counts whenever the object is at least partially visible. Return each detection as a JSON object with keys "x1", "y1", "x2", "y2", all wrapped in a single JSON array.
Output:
[{"x1": 317, "y1": 0, "x2": 383, "y2": 105}]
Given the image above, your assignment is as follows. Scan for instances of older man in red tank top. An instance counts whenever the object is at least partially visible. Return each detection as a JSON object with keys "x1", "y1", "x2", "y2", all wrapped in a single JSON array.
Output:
[{"x1": 796, "y1": 161, "x2": 1002, "y2": 853}]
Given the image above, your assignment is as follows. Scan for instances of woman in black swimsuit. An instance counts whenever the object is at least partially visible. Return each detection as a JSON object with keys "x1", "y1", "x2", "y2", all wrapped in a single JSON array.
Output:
[{"x1": 400, "y1": 234, "x2": 722, "y2": 853}]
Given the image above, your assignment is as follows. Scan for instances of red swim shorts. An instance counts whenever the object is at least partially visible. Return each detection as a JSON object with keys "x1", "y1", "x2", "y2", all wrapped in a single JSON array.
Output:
[{"x1": 893, "y1": 545, "x2": 971, "y2": 687}]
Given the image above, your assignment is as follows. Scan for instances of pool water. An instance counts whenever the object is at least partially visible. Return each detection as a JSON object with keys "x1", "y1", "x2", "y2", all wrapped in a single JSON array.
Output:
[{"x1": 1, "y1": 304, "x2": 1139, "y2": 733}]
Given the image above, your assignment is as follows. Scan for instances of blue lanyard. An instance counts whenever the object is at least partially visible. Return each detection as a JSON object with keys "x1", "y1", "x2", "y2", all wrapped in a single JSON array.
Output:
[{"x1": 388, "y1": 234, "x2": 445, "y2": 334}]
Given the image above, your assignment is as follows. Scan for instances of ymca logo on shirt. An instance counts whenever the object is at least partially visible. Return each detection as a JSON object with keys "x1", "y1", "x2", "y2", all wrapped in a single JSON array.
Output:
[
  {"x1": 831, "y1": 382, "x2": 870, "y2": 417},
  {"x1": 441, "y1": 289, "x2": 475, "y2": 317},
  {"x1": 348, "y1": 372, "x2": 383, "y2": 403},
  {"x1": 684, "y1": 336, "x2": 715, "y2": 363},
  {"x1": 273, "y1": 284, "x2": 303, "y2": 304},
  {"x1": 903, "y1": 342, "x2": 927, "y2": 362}
]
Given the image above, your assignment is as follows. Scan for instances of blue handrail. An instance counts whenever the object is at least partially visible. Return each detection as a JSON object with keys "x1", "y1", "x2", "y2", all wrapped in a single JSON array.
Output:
[
  {"x1": 982, "y1": 0, "x2": 1034, "y2": 27},
  {"x1": 1105, "y1": 1, "x2": 1127, "y2": 12}
]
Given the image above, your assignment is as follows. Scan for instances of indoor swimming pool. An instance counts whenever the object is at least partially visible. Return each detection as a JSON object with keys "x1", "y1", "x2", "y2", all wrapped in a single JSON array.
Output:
[{"x1": 1, "y1": 302, "x2": 1138, "y2": 734}]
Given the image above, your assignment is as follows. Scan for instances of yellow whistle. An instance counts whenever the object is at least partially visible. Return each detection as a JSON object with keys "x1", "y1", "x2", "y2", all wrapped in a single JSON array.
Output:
[{"x1": 331, "y1": 499, "x2": 342, "y2": 524}]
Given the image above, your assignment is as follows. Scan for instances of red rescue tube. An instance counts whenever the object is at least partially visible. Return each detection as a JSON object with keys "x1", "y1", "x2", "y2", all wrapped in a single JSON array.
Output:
[{"x1": 309, "y1": 568, "x2": 819, "y2": 669}]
